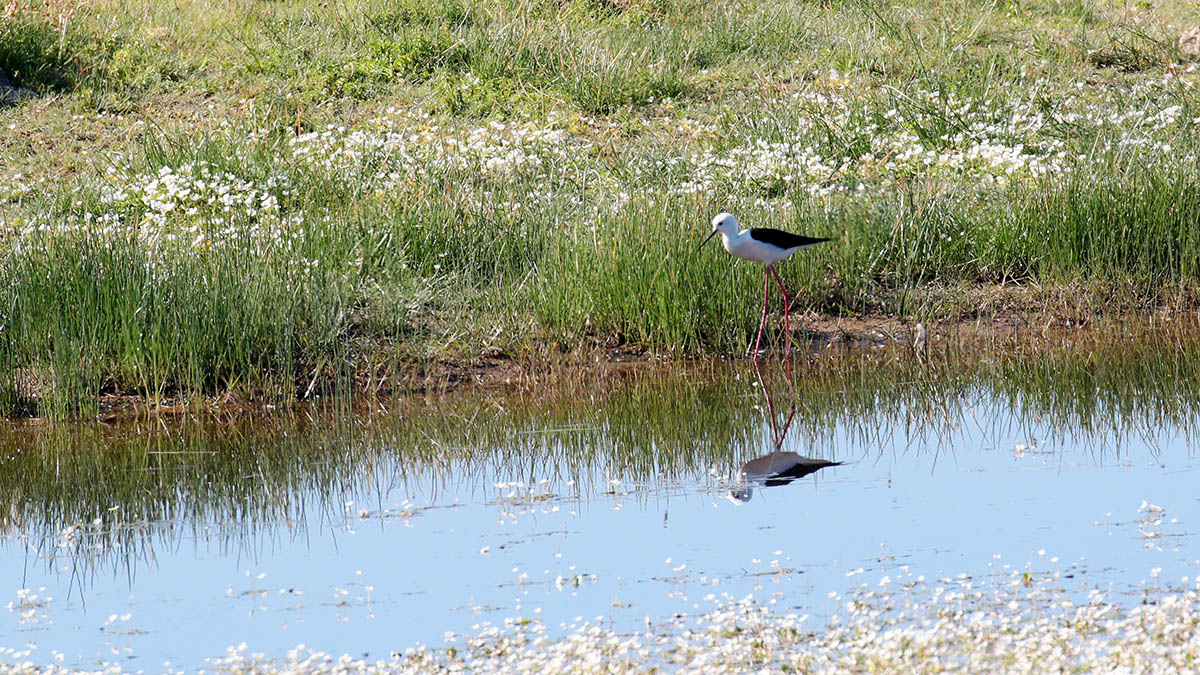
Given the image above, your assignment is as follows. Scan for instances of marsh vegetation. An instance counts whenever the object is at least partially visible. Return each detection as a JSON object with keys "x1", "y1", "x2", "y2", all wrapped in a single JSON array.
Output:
[{"x1": 2, "y1": 0, "x2": 1200, "y2": 415}]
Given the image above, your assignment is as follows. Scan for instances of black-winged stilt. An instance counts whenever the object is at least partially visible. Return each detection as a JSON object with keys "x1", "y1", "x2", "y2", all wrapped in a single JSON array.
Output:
[
  {"x1": 698, "y1": 212, "x2": 832, "y2": 357},
  {"x1": 700, "y1": 212, "x2": 830, "y2": 355}
]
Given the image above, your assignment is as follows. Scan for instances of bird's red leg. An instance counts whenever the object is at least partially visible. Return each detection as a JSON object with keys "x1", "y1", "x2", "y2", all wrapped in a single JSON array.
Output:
[
  {"x1": 777, "y1": 402, "x2": 797, "y2": 450},
  {"x1": 752, "y1": 357, "x2": 780, "y2": 443},
  {"x1": 751, "y1": 267, "x2": 770, "y2": 359},
  {"x1": 769, "y1": 266, "x2": 790, "y2": 356}
]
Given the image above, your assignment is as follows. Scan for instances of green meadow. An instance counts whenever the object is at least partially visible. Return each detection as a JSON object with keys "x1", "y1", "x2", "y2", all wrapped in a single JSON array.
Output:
[{"x1": 2, "y1": 0, "x2": 1199, "y2": 417}]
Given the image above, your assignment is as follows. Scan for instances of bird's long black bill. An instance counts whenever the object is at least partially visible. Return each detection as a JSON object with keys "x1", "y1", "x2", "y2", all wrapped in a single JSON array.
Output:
[{"x1": 697, "y1": 229, "x2": 718, "y2": 251}]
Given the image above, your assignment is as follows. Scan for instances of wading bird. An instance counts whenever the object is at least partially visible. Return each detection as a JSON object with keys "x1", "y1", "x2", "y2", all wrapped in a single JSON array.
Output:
[{"x1": 698, "y1": 213, "x2": 832, "y2": 358}]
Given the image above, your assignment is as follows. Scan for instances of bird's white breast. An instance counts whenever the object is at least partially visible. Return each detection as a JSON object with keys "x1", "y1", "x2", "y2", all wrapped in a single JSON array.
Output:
[{"x1": 721, "y1": 230, "x2": 788, "y2": 264}]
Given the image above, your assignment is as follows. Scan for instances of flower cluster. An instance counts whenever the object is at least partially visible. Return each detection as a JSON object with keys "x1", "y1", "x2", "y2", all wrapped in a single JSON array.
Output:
[
  {"x1": 26, "y1": 560, "x2": 1181, "y2": 673},
  {"x1": 668, "y1": 71, "x2": 1194, "y2": 203},
  {"x1": 98, "y1": 162, "x2": 291, "y2": 244},
  {"x1": 5, "y1": 587, "x2": 51, "y2": 626},
  {"x1": 4, "y1": 68, "x2": 1196, "y2": 259},
  {"x1": 289, "y1": 115, "x2": 577, "y2": 193}
]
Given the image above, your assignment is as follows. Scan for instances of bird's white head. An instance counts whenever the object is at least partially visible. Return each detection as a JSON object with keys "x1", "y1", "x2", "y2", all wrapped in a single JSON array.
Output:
[
  {"x1": 728, "y1": 487, "x2": 753, "y2": 504},
  {"x1": 711, "y1": 212, "x2": 739, "y2": 234},
  {"x1": 698, "y1": 212, "x2": 740, "y2": 251}
]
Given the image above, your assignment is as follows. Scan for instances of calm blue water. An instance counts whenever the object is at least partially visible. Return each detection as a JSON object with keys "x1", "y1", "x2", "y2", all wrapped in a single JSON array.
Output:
[{"x1": 2, "y1": 371, "x2": 1198, "y2": 669}]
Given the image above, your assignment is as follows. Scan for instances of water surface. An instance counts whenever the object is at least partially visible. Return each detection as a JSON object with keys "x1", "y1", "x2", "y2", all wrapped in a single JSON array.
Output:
[{"x1": 3, "y1": 335, "x2": 1199, "y2": 669}]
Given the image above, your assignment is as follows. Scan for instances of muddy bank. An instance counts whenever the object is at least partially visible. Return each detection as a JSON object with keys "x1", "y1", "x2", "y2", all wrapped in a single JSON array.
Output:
[{"x1": 5, "y1": 300, "x2": 1195, "y2": 426}]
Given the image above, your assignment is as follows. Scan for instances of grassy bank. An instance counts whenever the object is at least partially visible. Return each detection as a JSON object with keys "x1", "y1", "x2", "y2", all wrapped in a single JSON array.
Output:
[{"x1": 2, "y1": 0, "x2": 1200, "y2": 416}]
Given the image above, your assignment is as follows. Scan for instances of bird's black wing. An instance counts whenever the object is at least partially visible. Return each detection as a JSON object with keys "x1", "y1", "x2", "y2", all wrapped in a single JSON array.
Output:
[
  {"x1": 749, "y1": 228, "x2": 833, "y2": 250},
  {"x1": 773, "y1": 459, "x2": 842, "y2": 481}
]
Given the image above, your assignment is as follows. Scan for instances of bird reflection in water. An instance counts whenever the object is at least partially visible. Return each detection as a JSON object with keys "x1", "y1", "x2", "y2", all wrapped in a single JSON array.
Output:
[
  {"x1": 730, "y1": 358, "x2": 842, "y2": 503},
  {"x1": 729, "y1": 452, "x2": 842, "y2": 503}
]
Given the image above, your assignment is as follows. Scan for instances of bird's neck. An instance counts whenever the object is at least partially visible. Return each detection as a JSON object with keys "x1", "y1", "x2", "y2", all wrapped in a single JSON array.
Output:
[{"x1": 719, "y1": 229, "x2": 744, "y2": 253}]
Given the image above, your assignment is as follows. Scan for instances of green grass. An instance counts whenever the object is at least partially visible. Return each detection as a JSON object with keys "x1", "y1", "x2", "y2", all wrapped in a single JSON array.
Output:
[{"x1": 2, "y1": 0, "x2": 1200, "y2": 416}]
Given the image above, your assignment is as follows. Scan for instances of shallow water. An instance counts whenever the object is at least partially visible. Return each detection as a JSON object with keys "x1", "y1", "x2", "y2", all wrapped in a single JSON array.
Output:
[{"x1": 2, "y1": 339, "x2": 1200, "y2": 669}]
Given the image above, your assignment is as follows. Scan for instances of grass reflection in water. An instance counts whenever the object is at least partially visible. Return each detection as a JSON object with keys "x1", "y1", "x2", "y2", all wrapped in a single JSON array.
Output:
[{"x1": 2, "y1": 320, "x2": 1199, "y2": 586}]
